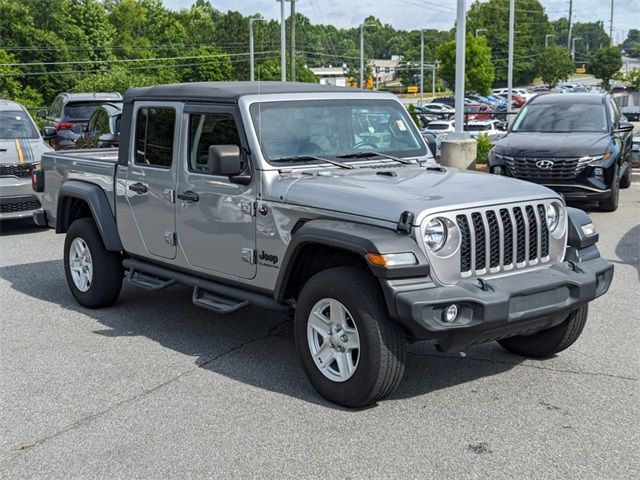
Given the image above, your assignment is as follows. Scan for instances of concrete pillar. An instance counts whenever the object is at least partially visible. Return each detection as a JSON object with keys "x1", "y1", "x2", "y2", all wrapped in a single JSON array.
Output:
[{"x1": 440, "y1": 138, "x2": 477, "y2": 170}]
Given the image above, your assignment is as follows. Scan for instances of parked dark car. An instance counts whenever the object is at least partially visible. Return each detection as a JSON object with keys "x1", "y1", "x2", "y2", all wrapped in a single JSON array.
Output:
[
  {"x1": 622, "y1": 105, "x2": 639, "y2": 122},
  {"x1": 489, "y1": 93, "x2": 634, "y2": 211},
  {"x1": 39, "y1": 92, "x2": 122, "y2": 150},
  {"x1": 74, "y1": 102, "x2": 122, "y2": 149}
]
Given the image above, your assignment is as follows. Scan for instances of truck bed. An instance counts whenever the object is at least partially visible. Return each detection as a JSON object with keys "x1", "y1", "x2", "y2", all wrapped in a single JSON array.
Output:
[{"x1": 40, "y1": 148, "x2": 119, "y2": 221}]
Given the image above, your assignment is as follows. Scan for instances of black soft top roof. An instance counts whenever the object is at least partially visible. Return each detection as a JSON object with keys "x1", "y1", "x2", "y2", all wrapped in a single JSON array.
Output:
[{"x1": 124, "y1": 81, "x2": 359, "y2": 104}]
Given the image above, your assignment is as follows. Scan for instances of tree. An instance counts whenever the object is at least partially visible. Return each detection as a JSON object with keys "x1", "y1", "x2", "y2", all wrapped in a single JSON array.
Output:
[
  {"x1": 536, "y1": 46, "x2": 574, "y2": 87},
  {"x1": 180, "y1": 47, "x2": 234, "y2": 83},
  {"x1": 0, "y1": 50, "x2": 44, "y2": 107},
  {"x1": 436, "y1": 34, "x2": 494, "y2": 95},
  {"x1": 622, "y1": 29, "x2": 640, "y2": 58},
  {"x1": 467, "y1": 0, "x2": 551, "y2": 85},
  {"x1": 589, "y1": 47, "x2": 623, "y2": 89},
  {"x1": 254, "y1": 59, "x2": 318, "y2": 83}
]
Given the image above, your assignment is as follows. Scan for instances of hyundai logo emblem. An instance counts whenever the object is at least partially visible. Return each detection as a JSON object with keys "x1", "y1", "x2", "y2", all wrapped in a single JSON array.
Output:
[{"x1": 536, "y1": 160, "x2": 554, "y2": 170}]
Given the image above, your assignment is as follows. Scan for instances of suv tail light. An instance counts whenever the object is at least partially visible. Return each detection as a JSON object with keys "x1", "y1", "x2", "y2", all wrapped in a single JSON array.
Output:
[{"x1": 55, "y1": 121, "x2": 76, "y2": 130}]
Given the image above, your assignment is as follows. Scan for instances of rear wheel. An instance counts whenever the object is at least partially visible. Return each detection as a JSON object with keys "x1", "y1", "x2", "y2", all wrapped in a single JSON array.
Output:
[
  {"x1": 498, "y1": 305, "x2": 588, "y2": 358},
  {"x1": 64, "y1": 217, "x2": 123, "y2": 308},
  {"x1": 294, "y1": 267, "x2": 406, "y2": 408}
]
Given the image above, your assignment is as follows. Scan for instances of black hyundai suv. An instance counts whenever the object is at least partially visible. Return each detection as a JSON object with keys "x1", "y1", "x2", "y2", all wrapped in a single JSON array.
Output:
[
  {"x1": 489, "y1": 93, "x2": 634, "y2": 211},
  {"x1": 38, "y1": 92, "x2": 122, "y2": 150}
]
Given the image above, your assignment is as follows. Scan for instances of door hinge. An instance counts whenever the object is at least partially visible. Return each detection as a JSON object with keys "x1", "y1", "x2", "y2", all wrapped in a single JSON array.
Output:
[
  {"x1": 240, "y1": 200, "x2": 256, "y2": 216},
  {"x1": 163, "y1": 189, "x2": 176, "y2": 204},
  {"x1": 164, "y1": 231, "x2": 177, "y2": 246},
  {"x1": 241, "y1": 248, "x2": 255, "y2": 264}
]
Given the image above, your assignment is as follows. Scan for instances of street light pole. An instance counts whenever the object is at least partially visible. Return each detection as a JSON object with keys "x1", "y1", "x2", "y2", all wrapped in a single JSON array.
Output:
[
  {"x1": 545, "y1": 34, "x2": 555, "y2": 47},
  {"x1": 567, "y1": 0, "x2": 573, "y2": 49},
  {"x1": 279, "y1": 0, "x2": 286, "y2": 81},
  {"x1": 290, "y1": 0, "x2": 296, "y2": 82},
  {"x1": 454, "y1": 0, "x2": 466, "y2": 135},
  {"x1": 360, "y1": 23, "x2": 365, "y2": 88},
  {"x1": 420, "y1": 29, "x2": 424, "y2": 106},
  {"x1": 609, "y1": 0, "x2": 614, "y2": 45},
  {"x1": 507, "y1": 0, "x2": 515, "y2": 113}
]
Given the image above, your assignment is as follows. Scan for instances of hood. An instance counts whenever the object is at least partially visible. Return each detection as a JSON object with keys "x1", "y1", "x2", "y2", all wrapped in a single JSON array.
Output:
[
  {"x1": 269, "y1": 165, "x2": 559, "y2": 224},
  {"x1": 494, "y1": 131, "x2": 611, "y2": 158},
  {"x1": 0, "y1": 138, "x2": 52, "y2": 165}
]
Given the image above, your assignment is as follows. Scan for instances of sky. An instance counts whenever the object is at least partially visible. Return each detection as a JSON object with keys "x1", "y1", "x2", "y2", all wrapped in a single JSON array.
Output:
[{"x1": 163, "y1": 0, "x2": 640, "y2": 43}]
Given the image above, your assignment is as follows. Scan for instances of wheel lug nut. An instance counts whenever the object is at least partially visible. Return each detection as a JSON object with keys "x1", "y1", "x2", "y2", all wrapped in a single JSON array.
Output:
[
  {"x1": 335, "y1": 325, "x2": 341, "y2": 332},
  {"x1": 340, "y1": 335, "x2": 348, "y2": 342},
  {"x1": 337, "y1": 346, "x2": 345, "y2": 352}
]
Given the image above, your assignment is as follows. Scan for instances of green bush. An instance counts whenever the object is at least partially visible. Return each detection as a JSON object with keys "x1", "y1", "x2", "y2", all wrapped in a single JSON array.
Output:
[{"x1": 475, "y1": 133, "x2": 493, "y2": 165}]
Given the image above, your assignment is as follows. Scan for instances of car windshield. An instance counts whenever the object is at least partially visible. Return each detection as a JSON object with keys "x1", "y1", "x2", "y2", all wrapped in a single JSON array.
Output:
[
  {"x1": 466, "y1": 124, "x2": 491, "y2": 131},
  {"x1": 0, "y1": 110, "x2": 39, "y2": 139},
  {"x1": 512, "y1": 103, "x2": 608, "y2": 133},
  {"x1": 427, "y1": 123, "x2": 451, "y2": 130},
  {"x1": 250, "y1": 99, "x2": 426, "y2": 164},
  {"x1": 63, "y1": 102, "x2": 106, "y2": 120}
]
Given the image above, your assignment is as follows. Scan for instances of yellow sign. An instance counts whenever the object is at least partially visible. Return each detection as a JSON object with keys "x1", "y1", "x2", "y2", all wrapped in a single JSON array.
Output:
[
  {"x1": 576, "y1": 67, "x2": 586, "y2": 74},
  {"x1": 407, "y1": 86, "x2": 418, "y2": 93}
]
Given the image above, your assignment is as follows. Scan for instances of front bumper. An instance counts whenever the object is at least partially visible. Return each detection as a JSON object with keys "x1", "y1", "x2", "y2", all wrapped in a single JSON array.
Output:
[
  {"x1": 384, "y1": 256, "x2": 613, "y2": 352},
  {"x1": 0, "y1": 177, "x2": 41, "y2": 220}
]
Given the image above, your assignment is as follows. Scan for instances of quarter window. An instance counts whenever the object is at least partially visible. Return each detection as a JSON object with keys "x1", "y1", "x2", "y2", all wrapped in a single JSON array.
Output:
[
  {"x1": 187, "y1": 113, "x2": 241, "y2": 173},
  {"x1": 134, "y1": 107, "x2": 175, "y2": 167}
]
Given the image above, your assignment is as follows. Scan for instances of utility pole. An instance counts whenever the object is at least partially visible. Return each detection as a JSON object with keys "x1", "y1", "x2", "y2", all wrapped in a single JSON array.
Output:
[
  {"x1": 567, "y1": 0, "x2": 573, "y2": 49},
  {"x1": 454, "y1": 0, "x2": 466, "y2": 134},
  {"x1": 572, "y1": 37, "x2": 581, "y2": 60},
  {"x1": 290, "y1": 0, "x2": 296, "y2": 82},
  {"x1": 507, "y1": 0, "x2": 515, "y2": 113},
  {"x1": 420, "y1": 29, "x2": 424, "y2": 106},
  {"x1": 279, "y1": 0, "x2": 286, "y2": 81},
  {"x1": 609, "y1": 0, "x2": 614, "y2": 45},
  {"x1": 360, "y1": 23, "x2": 365, "y2": 88},
  {"x1": 545, "y1": 34, "x2": 555, "y2": 47}
]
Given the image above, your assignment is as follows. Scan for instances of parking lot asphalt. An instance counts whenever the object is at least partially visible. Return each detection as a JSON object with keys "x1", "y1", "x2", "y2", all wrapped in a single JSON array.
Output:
[{"x1": 1, "y1": 186, "x2": 639, "y2": 479}]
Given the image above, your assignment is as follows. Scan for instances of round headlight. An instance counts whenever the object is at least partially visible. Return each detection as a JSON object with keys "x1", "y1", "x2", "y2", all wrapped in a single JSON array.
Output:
[
  {"x1": 546, "y1": 204, "x2": 560, "y2": 232},
  {"x1": 424, "y1": 218, "x2": 447, "y2": 251}
]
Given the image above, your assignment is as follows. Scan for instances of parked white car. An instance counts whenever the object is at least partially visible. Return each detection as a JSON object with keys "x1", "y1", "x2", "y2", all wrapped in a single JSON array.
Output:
[
  {"x1": 492, "y1": 88, "x2": 534, "y2": 101},
  {"x1": 423, "y1": 120, "x2": 455, "y2": 134},
  {"x1": 465, "y1": 120, "x2": 507, "y2": 141}
]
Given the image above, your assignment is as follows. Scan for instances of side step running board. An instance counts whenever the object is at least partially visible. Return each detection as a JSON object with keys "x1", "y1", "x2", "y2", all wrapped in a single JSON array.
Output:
[
  {"x1": 127, "y1": 269, "x2": 176, "y2": 290},
  {"x1": 122, "y1": 258, "x2": 288, "y2": 314},
  {"x1": 192, "y1": 286, "x2": 250, "y2": 314}
]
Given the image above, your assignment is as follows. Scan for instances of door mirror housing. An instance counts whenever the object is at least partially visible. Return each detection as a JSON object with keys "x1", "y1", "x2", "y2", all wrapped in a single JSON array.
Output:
[
  {"x1": 614, "y1": 122, "x2": 634, "y2": 134},
  {"x1": 43, "y1": 126, "x2": 57, "y2": 138},
  {"x1": 208, "y1": 145, "x2": 243, "y2": 176}
]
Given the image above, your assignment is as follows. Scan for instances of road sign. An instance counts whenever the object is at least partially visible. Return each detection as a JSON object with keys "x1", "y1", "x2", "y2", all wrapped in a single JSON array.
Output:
[
  {"x1": 576, "y1": 67, "x2": 586, "y2": 74},
  {"x1": 407, "y1": 86, "x2": 418, "y2": 93}
]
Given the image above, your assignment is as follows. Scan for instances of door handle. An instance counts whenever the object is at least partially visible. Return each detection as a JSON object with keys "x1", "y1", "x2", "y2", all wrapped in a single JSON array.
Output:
[
  {"x1": 177, "y1": 191, "x2": 199, "y2": 203},
  {"x1": 129, "y1": 182, "x2": 148, "y2": 194}
]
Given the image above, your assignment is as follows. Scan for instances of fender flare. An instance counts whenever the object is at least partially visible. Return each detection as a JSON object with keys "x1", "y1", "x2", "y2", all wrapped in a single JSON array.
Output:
[
  {"x1": 56, "y1": 180, "x2": 123, "y2": 252},
  {"x1": 274, "y1": 219, "x2": 429, "y2": 302}
]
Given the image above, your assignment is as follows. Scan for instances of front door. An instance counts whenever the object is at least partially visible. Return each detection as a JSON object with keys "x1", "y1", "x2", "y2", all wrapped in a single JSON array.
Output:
[
  {"x1": 124, "y1": 103, "x2": 180, "y2": 260},
  {"x1": 176, "y1": 105, "x2": 257, "y2": 279}
]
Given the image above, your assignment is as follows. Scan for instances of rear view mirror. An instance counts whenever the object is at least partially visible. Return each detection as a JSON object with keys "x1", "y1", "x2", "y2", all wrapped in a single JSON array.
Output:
[
  {"x1": 43, "y1": 126, "x2": 57, "y2": 138},
  {"x1": 208, "y1": 145, "x2": 243, "y2": 176},
  {"x1": 615, "y1": 122, "x2": 634, "y2": 134}
]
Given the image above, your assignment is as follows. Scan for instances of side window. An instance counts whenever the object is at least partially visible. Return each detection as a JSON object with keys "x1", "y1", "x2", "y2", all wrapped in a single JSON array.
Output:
[
  {"x1": 609, "y1": 99, "x2": 621, "y2": 126},
  {"x1": 134, "y1": 107, "x2": 175, "y2": 167},
  {"x1": 88, "y1": 112, "x2": 99, "y2": 132},
  {"x1": 51, "y1": 97, "x2": 63, "y2": 117},
  {"x1": 188, "y1": 113, "x2": 241, "y2": 173},
  {"x1": 95, "y1": 111, "x2": 109, "y2": 134}
]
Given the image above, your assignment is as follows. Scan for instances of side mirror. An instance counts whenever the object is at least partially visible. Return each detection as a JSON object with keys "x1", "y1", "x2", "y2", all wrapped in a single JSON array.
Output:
[
  {"x1": 208, "y1": 145, "x2": 243, "y2": 176},
  {"x1": 615, "y1": 122, "x2": 634, "y2": 134},
  {"x1": 43, "y1": 126, "x2": 57, "y2": 138},
  {"x1": 36, "y1": 110, "x2": 46, "y2": 118}
]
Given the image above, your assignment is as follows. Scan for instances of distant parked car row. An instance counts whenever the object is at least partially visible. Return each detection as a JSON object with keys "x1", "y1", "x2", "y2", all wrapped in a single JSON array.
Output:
[{"x1": 38, "y1": 92, "x2": 122, "y2": 150}]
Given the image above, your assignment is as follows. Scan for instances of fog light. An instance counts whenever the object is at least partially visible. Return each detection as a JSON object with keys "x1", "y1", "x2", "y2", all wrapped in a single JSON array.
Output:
[
  {"x1": 442, "y1": 304, "x2": 459, "y2": 323},
  {"x1": 593, "y1": 167, "x2": 604, "y2": 180}
]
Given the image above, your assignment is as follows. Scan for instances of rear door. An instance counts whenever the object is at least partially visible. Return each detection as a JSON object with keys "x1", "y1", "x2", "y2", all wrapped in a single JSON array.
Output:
[
  {"x1": 176, "y1": 105, "x2": 257, "y2": 279},
  {"x1": 123, "y1": 102, "x2": 180, "y2": 260}
]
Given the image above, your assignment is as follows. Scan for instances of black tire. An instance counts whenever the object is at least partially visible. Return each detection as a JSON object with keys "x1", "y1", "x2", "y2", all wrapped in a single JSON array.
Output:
[
  {"x1": 599, "y1": 166, "x2": 620, "y2": 212},
  {"x1": 498, "y1": 305, "x2": 588, "y2": 358},
  {"x1": 294, "y1": 267, "x2": 406, "y2": 408},
  {"x1": 64, "y1": 217, "x2": 123, "y2": 308},
  {"x1": 620, "y1": 164, "x2": 631, "y2": 189}
]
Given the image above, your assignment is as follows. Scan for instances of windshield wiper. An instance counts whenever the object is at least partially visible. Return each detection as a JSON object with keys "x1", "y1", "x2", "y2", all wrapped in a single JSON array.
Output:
[
  {"x1": 336, "y1": 151, "x2": 414, "y2": 165},
  {"x1": 271, "y1": 155, "x2": 353, "y2": 169}
]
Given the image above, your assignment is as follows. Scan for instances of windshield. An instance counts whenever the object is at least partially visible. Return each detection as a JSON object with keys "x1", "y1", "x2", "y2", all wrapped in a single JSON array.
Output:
[
  {"x1": 427, "y1": 123, "x2": 451, "y2": 130},
  {"x1": 512, "y1": 103, "x2": 608, "y2": 133},
  {"x1": 250, "y1": 99, "x2": 426, "y2": 164},
  {"x1": 466, "y1": 124, "x2": 491, "y2": 131},
  {"x1": 0, "y1": 110, "x2": 39, "y2": 139},
  {"x1": 63, "y1": 102, "x2": 106, "y2": 120}
]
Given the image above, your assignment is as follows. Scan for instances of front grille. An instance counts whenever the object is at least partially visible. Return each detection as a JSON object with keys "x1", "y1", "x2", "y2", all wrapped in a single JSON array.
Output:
[
  {"x1": 0, "y1": 163, "x2": 33, "y2": 178},
  {"x1": 455, "y1": 202, "x2": 550, "y2": 276},
  {"x1": 0, "y1": 199, "x2": 41, "y2": 214},
  {"x1": 501, "y1": 156, "x2": 591, "y2": 179}
]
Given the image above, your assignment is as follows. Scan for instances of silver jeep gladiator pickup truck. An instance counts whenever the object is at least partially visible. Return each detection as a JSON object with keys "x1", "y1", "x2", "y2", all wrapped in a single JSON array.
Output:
[{"x1": 33, "y1": 82, "x2": 613, "y2": 407}]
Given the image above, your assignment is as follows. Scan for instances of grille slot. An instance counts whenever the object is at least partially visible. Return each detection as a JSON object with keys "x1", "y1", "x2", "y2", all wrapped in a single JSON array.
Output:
[
  {"x1": 456, "y1": 202, "x2": 551, "y2": 276},
  {"x1": 0, "y1": 163, "x2": 33, "y2": 178}
]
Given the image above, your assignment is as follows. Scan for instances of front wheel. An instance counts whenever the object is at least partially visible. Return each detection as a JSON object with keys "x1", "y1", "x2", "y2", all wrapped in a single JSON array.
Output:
[
  {"x1": 620, "y1": 164, "x2": 631, "y2": 189},
  {"x1": 294, "y1": 267, "x2": 406, "y2": 408},
  {"x1": 498, "y1": 305, "x2": 588, "y2": 358},
  {"x1": 599, "y1": 167, "x2": 620, "y2": 212},
  {"x1": 64, "y1": 217, "x2": 123, "y2": 308}
]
